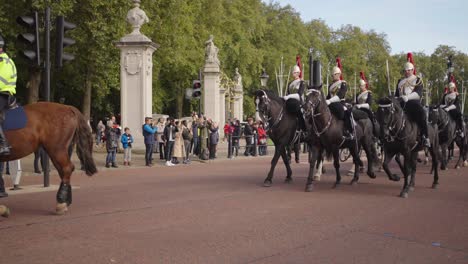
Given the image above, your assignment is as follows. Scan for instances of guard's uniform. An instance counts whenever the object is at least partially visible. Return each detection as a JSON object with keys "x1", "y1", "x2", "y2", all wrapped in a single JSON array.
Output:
[
  {"x1": 327, "y1": 79, "x2": 354, "y2": 135},
  {"x1": 284, "y1": 66, "x2": 306, "y2": 131},
  {"x1": 441, "y1": 89, "x2": 465, "y2": 137},
  {"x1": 395, "y1": 74, "x2": 429, "y2": 142},
  {"x1": 0, "y1": 35, "x2": 17, "y2": 155}
]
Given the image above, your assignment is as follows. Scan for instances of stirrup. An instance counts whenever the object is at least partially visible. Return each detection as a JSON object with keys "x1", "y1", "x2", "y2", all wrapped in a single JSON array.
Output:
[{"x1": 0, "y1": 146, "x2": 11, "y2": 156}]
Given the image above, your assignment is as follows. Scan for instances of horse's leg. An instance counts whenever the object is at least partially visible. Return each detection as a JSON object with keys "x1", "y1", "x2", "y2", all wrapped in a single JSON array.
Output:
[
  {"x1": 281, "y1": 148, "x2": 293, "y2": 184},
  {"x1": 383, "y1": 151, "x2": 400, "y2": 181},
  {"x1": 294, "y1": 142, "x2": 300, "y2": 163},
  {"x1": 362, "y1": 138, "x2": 377, "y2": 179},
  {"x1": 48, "y1": 150, "x2": 75, "y2": 214},
  {"x1": 263, "y1": 148, "x2": 282, "y2": 187},
  {"x1": 394, "y1": 154, "x2": 405, "y2": 175},
  {"x1": 409, "y1": 151, "x2": 418, "y2": 191},
  {"x1": 305, "y1": 147, "x2": 319, "y2": 192},
  {"x1": 349, "y1": 143, "x2": 361, "y2": 185},
  {"x1": 314, "y1": 150, "x2": 323, "y2": 181},
  {"x1": 400, "y1": 152, "x2": 412, "y2": 198},
  {"x1": 332, "y1": 148, "x2": 342, "y2": 188},
  {"x1": 440, "y1": 144, "x2": 448, "y2": 170},
  {"x1": 430, "y1": 145, "x2": 439, "y2": 189}
]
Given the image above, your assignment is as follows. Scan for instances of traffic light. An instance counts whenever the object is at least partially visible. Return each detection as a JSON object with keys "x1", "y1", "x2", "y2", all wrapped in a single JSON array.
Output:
[
  {"x1": 55, "y1": 16, "x2": 76, "y2": 67},
  {"x1": 192, "y1": 80, "x2": 202, "y2": 98},
  {"x1": 16, "y1": 11, "x2": 40, "y2": 66}
]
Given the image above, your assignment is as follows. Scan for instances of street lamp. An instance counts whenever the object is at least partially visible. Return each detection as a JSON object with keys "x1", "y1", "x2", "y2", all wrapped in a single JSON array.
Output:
[{"x1": 260, "y1": 69, "x2": 269, "y2": 87}]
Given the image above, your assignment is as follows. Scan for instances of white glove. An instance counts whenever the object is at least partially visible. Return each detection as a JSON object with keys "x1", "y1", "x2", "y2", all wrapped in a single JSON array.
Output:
[
  {"x1": 326, "y1": 100, "x2": 331, "y2": 105},
  {"x1": 439, "y1": 104, "x2": 446, "y2": 109},
  {"x1": 401, "y1": 95, "x2": 408, "y2": 102},
  {"x1": 445, "y1": 105, "x2": 456, "y2": 111},
  {"x1": 356, "y1": 104, "x2": 361, "y2": 109}
]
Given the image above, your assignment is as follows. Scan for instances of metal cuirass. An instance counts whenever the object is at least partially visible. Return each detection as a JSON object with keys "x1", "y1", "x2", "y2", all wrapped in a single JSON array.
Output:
[
  {"x1": 288, "y1": 79, "x2": 301, "y2": 94},
  {"x1": 445, "y1": 92, "x2": 457, "y2": 106},
  {"x1": 398, "y1": 75, "x2": 417, "y2": 96},
  {"x1": 329, "y1": 80, "x2": 342, "y2": 96},
  {"x1": 357, "y1": 91, "x2": 369, "y2": 104}
]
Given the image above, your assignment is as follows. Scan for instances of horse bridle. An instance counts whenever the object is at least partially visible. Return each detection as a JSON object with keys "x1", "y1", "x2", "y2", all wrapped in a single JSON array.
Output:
[
  {"x1": 431, "y1": 107, "x2": 449, "y2": 132},
  {"x1": 378, "y1": 102, "x2": 406, "y2": 142},
  {"x1": 304, "y1": 89, "x2": 332, "y2": 137},
  {"x1": 256, "y1": 90, "x2": 284, "y2": 132}
]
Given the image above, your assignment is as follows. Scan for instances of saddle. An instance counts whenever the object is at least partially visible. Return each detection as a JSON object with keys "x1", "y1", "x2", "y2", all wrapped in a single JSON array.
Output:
[{"x1": 2, "y1": 105, "x2": 27, "y2": 131}]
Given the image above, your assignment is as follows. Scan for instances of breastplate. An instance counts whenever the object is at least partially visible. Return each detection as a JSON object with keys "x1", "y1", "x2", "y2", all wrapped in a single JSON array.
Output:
[
  {"x1": 398, "y1": 76, "x2": 417, "y2": 96},
  {"x1": 329, "y1": 80, "x2": 342, "y2": 96},
  {"x1": 289, "y1": 79, "x2": 301, "y2": 93},
  {"x1": 445, "y1": 92, "x2": 456, "y2": 105},
  {"x1": 357, "y1": 91, "x2": 369, "y2": 104}
]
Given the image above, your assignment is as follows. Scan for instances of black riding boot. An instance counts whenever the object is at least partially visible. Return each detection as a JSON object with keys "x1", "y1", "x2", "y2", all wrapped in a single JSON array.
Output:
[
  {"x1": 421, "y1": 122, "x2": 431, "y2": 148},
  {"x1": 344, "y1": 110, "x2": 354, "y2": 140},
  {"x1": 0, "y1": 126, "x2": 11, "y2": 156},
  {"x1": 456, "y1": 118, "x2": 465, "y2": 138}
]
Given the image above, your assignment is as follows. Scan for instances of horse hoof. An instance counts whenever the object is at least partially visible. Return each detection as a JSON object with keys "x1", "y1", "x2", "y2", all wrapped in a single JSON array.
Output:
[
  {"x1": 284, "y1": 178, "x2": 293, "y2": 184},
  {"x1": 305, "y1": 184, "x2": 314, "y2": 192},
  {"x1": 464, "y1": 161, "x2": 468, "y2": 167},
  {"x1": 400, "y1": 192, "x2": 408, "y2": 198},
  {"x1": 347, "y1": 170, "x2": 354, "y2": 176},
  {"x1": 313, "y1": 176, "x2": 321, "y2": 181},
  {"x1": 350, "y1": 180, "x2": 358, "y2": 186},
  {"x1": 0, "y1": 205, "x2": 10, "y2": 218},
  {"x1": 359, "y1": 167, "x2": 365, "y2": 173},
  {"x1": 390, "y1": 174, "x2": 400, "y2": 182},
  {"x1": 455, "y1": 166, "x2": 460, "y2": 170},
  {"x1": 409, "y1": 186, "x2": 415, "y2": 192},
  {"x1": 56, "y1": 203, "x2": 68, "y2": 215},
  {"x1": 432, "y1": 183, "x2": 438, "y2": 189},
  {"x1": 368, "y1": 172, "x2": 376, "y2": 179},
  {"x1": 333, "y1": 183, "x2": 340, "y2": 189}
]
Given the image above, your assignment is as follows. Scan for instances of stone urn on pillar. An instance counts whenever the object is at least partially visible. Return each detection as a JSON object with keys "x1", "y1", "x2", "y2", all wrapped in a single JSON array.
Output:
[{"x1": 115, "y1": 0, "x2": 159, "y2": 150}]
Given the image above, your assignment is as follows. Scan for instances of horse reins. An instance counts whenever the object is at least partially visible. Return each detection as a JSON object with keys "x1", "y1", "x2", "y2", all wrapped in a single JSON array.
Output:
[
  {"x1": 256, "y1": 90, "x2": 284, "y2": 133},
  {"x1": 305, "y1": 89, "x2": 332, "y2": 137},
  {"x1": 378, "y1": 103, "x2": 407, "y2": 142}
]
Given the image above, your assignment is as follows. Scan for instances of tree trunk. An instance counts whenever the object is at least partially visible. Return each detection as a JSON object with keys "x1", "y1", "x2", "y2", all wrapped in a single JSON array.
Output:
[
  {"x1": 82, "y1": 70, "x2": 92, "y2": 121},
  {"x1": 27, "y1": 68, "x2": 41, "y2": 104},
  {"x1": 175, "y1": 82, "x2": 184, "y2": 118}
]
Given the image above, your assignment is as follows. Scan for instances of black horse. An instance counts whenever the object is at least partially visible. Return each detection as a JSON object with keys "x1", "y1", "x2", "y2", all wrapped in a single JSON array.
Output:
[
  {"x1": 429, "y1": 106, "x2": 468, "y2": 170},
  {"x1": 428, "y1": 105, "x2": 457, "y2": 170},
  {"x1": 302, "y1": 88, "x2": 377, "y2": 191},
  {"x1": 377, "y1": 97, "x2": 439, "y2": 198},
  {"x1": 255, "y1": 90, "x2": 300, "y2": 186}
]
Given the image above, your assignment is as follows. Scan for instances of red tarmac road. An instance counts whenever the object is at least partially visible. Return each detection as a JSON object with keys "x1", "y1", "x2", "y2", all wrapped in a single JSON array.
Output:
[{"x1": 0, "y1": 156, "x2": 468, "y2": 264}]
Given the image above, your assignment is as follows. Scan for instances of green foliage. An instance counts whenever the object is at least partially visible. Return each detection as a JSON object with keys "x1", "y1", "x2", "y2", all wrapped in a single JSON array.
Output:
[{"x1": 2, "y1": 0, "x2": 467, "y2": 121}]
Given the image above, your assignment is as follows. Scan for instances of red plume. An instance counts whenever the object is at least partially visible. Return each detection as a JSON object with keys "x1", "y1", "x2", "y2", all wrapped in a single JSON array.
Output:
[
  {"x1": 360, "y1": 71, "x2": 369, "y2": 89},
  {"x1": 296, "y1": 55, "x2": 302, "y2": 79},
  {"x1": 336, "y1": 57, "x2": 343, "y2": 80},
  {"x1": 407, "y1": 52, "x2": 416, "y2": 75}
]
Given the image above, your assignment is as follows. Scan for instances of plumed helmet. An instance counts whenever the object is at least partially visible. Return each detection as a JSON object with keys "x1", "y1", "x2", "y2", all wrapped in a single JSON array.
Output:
[
  {"x1": 0, "y1": 34, "x2": 4, "y2": 48},
  {"x1": 448, "y1": 82, "x2": 456, "y2": 91},
  {"x1": 359, "y1": 79, "x2": 367, "y2": 88},
  {"x1": 404, "y1": 62, "x2": 414, "y2": 71},
  {"x1": 292, "y1": 65, "x2": 301, "y2": 74},
  {"x1": 332, "y1": 66, "x2": 341, "y2": 75}
]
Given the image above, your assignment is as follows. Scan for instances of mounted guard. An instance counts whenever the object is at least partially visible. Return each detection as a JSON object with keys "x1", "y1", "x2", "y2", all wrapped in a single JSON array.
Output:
[
  {"x1": 395, "y1": 52, "x2": 431, "y2": 147},
  {"x1": 326, "y1": 57, "x2": 354, "y2": 140},
  {"x1": 440, "y1": 77, "x2": 465, "y2": 138},
  {"x1": 283, "y1": 55, "x2": 306, "y2": 134},
  {"x1": 354, "y1": 71, "x2": 377, "y2": 136}
]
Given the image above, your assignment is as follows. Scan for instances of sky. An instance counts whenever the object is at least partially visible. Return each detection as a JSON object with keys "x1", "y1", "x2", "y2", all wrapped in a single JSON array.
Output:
[{"x1": 265, "y1": 0, "x2": 468, "y2": 55}]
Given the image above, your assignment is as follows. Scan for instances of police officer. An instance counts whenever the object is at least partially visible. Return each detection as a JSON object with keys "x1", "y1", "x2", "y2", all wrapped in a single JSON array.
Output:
[
  {"x1": 395, "y1": 53, "x2": 430, "y2": 147},
  {"x1": 440, "y1": 81, "x2": 465, "y2": 138},
  {"x1": 0, "y1": 34, "x2": 16, "y2": 155},
  {"x1": 355, "y1": 72, "x2": 377, "y2": 136},
  {"x1": 326, "y1": 58, "x2": 354, "y2": 139},
  {"x1": 283, "y1": 65, "x2": 306, "y2": 131}
]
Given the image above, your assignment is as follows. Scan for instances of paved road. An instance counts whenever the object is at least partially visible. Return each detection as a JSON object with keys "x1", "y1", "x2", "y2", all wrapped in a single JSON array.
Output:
[{"x1": 1, "y1": 152, "x2": 467, "y2": 264}]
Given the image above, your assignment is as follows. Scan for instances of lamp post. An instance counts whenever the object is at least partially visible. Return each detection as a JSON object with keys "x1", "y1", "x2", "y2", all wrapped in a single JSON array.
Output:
[
  {"x1": 260, "y1": 69, "x2": 269, "y2": 87},
  {"x1": 462, "y1": 67, "x2": 466, "y2": 114}
]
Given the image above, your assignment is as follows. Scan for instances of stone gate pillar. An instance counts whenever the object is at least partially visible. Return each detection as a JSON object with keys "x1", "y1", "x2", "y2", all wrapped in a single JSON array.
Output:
[
  {"x1": 232, "y1": 68, "x2": 244, "y2": 121},
  {"x1": 115, "y1": 0, "x2": 159, "y2": 150},
  {"x1": 203, "y1": 35, "x2": 222, "y2": 125}
]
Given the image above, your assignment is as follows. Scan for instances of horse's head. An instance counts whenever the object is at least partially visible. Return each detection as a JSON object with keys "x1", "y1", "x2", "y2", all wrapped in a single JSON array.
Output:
[
  {"x1": 428, "y1": 105, "x2": 440, "y2": 125},
  {"x1": 303, "y1": 88, "x2": 324, "y2": 118},
  {"x1": 376, "y1": 97, "x2": 402, "y2": 141},
  {"x1": 255, "y1": 90, "x2": 271, "y2": 116}
]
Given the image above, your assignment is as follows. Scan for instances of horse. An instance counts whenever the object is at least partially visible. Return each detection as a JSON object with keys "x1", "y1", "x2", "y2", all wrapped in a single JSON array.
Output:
[
  {"x1": 376, "y1": 97, "x2": 439, "y2": 198},
  {"x1": 428, "y1": 105, "x2": 457, "y2": 170},
  {"x1": 0, "y1": 102, "x2": 97, "y2": 214},
  {"x1": 255, "y1": 90, "x2": 300, "y2": 187},
  {"x1": 302, "y1": 88, "x2": 377, "y2": 192}
]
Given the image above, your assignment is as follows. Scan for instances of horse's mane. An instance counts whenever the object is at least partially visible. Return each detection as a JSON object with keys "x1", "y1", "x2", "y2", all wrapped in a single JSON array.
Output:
[
  {"x1": 256, "y1": 89, "x2": 284, "y2": 104},
  {"x1": 377, "y1": 97, "x2": 402, "y2": 110}
]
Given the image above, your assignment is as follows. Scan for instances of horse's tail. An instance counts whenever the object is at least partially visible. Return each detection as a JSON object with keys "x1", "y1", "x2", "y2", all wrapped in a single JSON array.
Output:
[{"x1": 72, "y1": 108, "x2": 97, "y2": 176}]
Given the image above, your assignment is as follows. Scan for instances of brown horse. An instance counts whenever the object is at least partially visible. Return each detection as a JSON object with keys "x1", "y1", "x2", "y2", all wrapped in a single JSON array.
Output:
[{"x1": 0, "y1": 102, "x2": 97, "y2": 214}]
